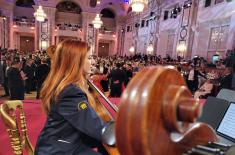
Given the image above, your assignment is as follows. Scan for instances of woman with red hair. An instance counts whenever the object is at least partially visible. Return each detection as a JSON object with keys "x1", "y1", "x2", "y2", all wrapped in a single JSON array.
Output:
[{"x1": 35, "y1": 40, "x2": 107, "y2": 155}]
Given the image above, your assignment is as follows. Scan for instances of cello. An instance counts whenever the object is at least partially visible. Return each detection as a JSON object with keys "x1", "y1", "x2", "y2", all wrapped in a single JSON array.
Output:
[
  {"x1": 90, "y1": 66, "x2": 234, "y2": 155},
  {"x1": 88, "y1": 78, "x2": 120, "y2": 155},
  {"x1": 115, "y1": 66, "x2": 218, "y2": 155}
]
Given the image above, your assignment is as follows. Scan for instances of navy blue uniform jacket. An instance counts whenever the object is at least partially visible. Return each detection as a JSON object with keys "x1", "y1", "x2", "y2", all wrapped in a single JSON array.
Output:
[{"x1": 35, "y1": 84, "x2": 105, "y2": 155}]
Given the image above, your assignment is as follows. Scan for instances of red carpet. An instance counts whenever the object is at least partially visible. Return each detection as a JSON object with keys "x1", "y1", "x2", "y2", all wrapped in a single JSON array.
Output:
[{"x1": 0, "y1": 101, "x2": 46, "y2": 155}]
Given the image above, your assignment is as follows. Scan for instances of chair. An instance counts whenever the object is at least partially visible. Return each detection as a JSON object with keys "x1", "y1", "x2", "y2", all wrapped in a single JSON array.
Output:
[{"x1": 0, "y1": 100, "x2": 34, "y2": 155}]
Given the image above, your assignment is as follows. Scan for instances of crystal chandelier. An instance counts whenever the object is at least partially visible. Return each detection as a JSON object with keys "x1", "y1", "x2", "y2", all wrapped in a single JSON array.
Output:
[
  {"x1": 130, "y1": 0, "x2": 148, "y2": 13},
  {"x1": 34, "y1": 6, "x2": 47, "y2": 22},
  {"x1": 92, "y1": 14, "x2": 103, "y2": 29}
]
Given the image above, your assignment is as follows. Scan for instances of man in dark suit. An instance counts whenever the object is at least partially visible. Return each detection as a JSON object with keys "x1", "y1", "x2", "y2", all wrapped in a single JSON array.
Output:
[
  {"x1": 100, "y1": 65, "x2": 109, "y2": 92},
  {"x1": 7, "y1": 58, "x2": 25, "y2": 100},
  {"x1": 187, "y1": 65, "x2": 206, "y2": 92},
  {"x1": 1, "y1": 56, "x2": 10, "y2": 97},
  {"x1": 35, "y1": 58, "x2": 50, "y2": 99},
  {"x1": 108, "y1": 63, "x2": 127, "y2": 97},
  {"x1": 123, "y1": 63, "x2": 133, "y2": 86},
  {"x1": 24, "y1": 58, "x2": 34, "y2": 94}
]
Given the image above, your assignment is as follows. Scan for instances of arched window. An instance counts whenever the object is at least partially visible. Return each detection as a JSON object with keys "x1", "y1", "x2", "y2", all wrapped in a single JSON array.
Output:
[
  {"x1": 15, "y1": 0, "x2": 35, "y2": 8},
  {"x1": 56, "y1": 1, "x2": 82, "y2": 14},
  {"x1": 101, "y1": 8, "x2": 115, "y2": 18},
  {"x1": 100, "y1": 8, "x2": 116, "y2": 32},
  {"x1": 55, "y1": 1, "x2": 82, "y2": 31}
]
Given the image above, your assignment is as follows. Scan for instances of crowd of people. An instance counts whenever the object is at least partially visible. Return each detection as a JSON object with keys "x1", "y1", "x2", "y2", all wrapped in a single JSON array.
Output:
[
  {"x1": 0, "y1": 48, "x2": 51, "y2": 100},
  {"x1": 90, "y1": 53, "x2": 235, "y2": 98},
  {"x1": 0, "y1": 46, "x2": 235, "y2": 100}
]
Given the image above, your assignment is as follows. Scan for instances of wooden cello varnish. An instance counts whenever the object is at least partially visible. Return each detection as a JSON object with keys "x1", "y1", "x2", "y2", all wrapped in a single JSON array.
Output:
[{"x1": 116, "y1": 66, "x2": 218, "y2": 155}]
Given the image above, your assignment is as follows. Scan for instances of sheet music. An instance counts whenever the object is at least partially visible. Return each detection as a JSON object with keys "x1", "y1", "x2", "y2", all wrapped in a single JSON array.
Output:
[{"x1": 217, "y1": 103, "x2": 235, "y2": 139}]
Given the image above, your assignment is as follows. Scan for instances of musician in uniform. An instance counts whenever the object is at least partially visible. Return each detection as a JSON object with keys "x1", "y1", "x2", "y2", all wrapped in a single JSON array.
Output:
[{"x1": 35, "y1": 40, "x2": 108, "y2": 155}]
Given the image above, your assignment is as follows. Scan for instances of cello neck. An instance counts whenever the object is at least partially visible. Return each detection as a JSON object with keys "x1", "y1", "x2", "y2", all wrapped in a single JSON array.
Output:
[{"x1": 87, "y1": 79, "x2": 118, "y2": 113}]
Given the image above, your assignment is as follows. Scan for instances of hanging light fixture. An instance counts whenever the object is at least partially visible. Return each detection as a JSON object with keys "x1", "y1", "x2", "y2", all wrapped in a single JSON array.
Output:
[
  {"x1": 129, "y1": 46, "x2": 135, "y2": 53},
  {"x1": 177, "y1": 43, "x2": 187, "y2": 52},
  {"x1": 177, "y1": 41, "x2": 187, "y2": 57},
  {"x1": 146, "y1": 43, "x2": 154, "y2": 54},
  {"x1": 34, "y1": 5, "x2": 47, "y2": 22},
  {"x1": 92, "y1": 14, "x2": 103, "y2": 29},
  {"x1": 130, "y1": 0, "x2": 148, "y2": 13}
]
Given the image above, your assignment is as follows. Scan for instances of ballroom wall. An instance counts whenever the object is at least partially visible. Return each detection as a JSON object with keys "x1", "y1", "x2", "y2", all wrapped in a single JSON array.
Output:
[
  {"x1": 0, "y1": 0, "x2": 125, "y2": 55},
  {"x1": 192, "y1": 0, "x2": 235, "y2": 59},
  {"x1": 0, "y1": 0, "x2": 235, "y2": 60},
  {"x1": 121, "y1": 0, "x2": 235, "y2": 60}
]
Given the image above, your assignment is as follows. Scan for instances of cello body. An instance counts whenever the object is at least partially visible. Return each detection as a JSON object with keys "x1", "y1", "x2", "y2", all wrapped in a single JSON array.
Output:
[{"x1": 115, "y1": 66, "x2": 218, "y2": 155}]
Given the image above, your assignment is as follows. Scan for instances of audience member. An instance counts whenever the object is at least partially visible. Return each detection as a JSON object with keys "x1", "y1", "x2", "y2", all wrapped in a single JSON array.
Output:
[
  {"x1": 2, "y1": 57, "x2": 11, "y2": 97},
  {"x1": 108, "y1": 63, "x2": 127, "y2": 97},
  {"x1": 35, "y1": 58, "x2": 50, "y2": 99},
  {"x1": 7, "y1": 57, "x2": 25, "y2": 100},
  {"x1": 219, "y1": 67, "x2": 233, "y2": 90},
  {"x1": 24, "y1": 58, "x2": 34, "y2": 94}
]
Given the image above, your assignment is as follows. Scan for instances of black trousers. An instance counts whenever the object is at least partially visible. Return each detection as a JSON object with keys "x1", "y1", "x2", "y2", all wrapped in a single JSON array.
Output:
[
  {"x1": 100, "y1": 80, "x2": 109, "y2": 92},
  {"x1": 36, "y1": 81, "x2": 43, "y2": 99},
  {"x1": 3, "y1": 78, "x2": 10, "y2": 95},
  {"x1": 9, "y1": 86, "x2": 24, "y2": 100},
  {"x1": 25, "y1": 79, "x2": 32, "y2": 93},
  {"x1": 188, "y1": 80, "x2": 198, "y2": 93},
  {"x1": 110, "y1": 83, "x2": 122, "y2": 97}
]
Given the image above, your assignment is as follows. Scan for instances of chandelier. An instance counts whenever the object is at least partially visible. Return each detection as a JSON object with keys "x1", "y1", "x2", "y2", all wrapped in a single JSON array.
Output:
[
  {"x1": 34, "y1": 6, "x2": 47, "y2": 22},
  {"x1": 130, "y1": 0, "x2": 148, "y2": 13},
  {"x1": 129, "y1": 46, "x2": 135, "y2": 53},
  {"x1": 92, "y1": 14, "x2": 103, "y2": 29},
  {"x1": 146, "y1": 44, "x2": 154, "y2": 54}
]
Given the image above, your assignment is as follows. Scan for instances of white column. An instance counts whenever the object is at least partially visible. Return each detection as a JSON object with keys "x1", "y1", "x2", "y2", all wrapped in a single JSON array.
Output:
[
  {"x1": 33, "y1": 5, "x2": 56, "y2": 50},
  {"x1": 82, "y1": 12, "x2": 98, "y2": 55},
  {"x1": 174, "y1": 0, "x2": 199, "y2": 59}
]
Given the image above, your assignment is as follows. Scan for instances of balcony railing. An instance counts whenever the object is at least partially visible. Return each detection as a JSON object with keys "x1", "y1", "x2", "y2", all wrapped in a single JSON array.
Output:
[
  {"x1": 99, "y1": 30, "x2": 116, "y2": 35},
  {"x1": 56, "y1": 23, "x2": 81, "y2": 31},
  {"x1": 13, "y1": 21, "x2": 35, "y2": 27}
]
